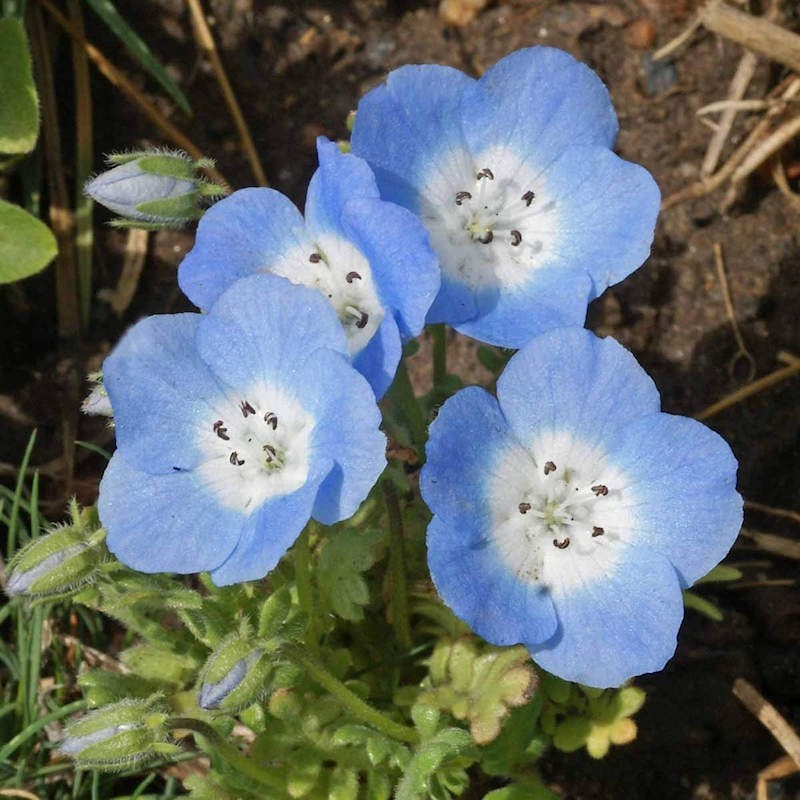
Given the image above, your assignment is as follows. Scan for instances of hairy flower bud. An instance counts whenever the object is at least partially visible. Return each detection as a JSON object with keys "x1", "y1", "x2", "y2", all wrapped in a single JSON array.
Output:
[
  {"x1": 85, "y1": 149, "x2": 226, "y2": 229},
  {"x1": 5, "y1": 504, "x2": 106, "y2": 600},
  {"x1": 198, "y1": 633, "x2": 272, "y2": 712},
  {"x1": 59, "y1": 699, "x2": 178, "y2": 770}
]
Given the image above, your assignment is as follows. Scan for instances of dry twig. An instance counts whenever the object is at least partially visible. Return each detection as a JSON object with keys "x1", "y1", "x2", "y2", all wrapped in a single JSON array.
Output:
[{"x1": 185, "y1": 0, "x2": 267, "y2": 186}]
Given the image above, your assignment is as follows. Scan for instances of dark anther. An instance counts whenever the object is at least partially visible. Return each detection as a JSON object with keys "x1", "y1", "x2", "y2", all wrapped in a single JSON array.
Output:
[
  {"x1": 345, "y1": 271, "x2": 362, "y2": 283},
  {"x1": 510, "y1": 229, "x2": 522, "y2": 246},
  {"x1": 591, "y1": 484, "x2": 609, "y2": 497},
  {"x1": 544, "y1": 461, "x2": 556, "y2": 475},
  {"x1": 477, "y1": 167, "x2": 495, "y2": 180},
  {"x1": 213, "y1": 420, "x2": 224, "y2": 432},
  {"x1": 355, "y1": 310, "x2": 369, "y2": 329},
  {"x1": 229, "y1": 452, "x2": 244, "y2": 466},
  {"x1": 264, "y1": 411, "x2": 278, "y2": 430},
  {"x1": 263, "y1": 443, "x2": 277, "y2": 463},
  {"x1": 518, "y1": 502, "x2": 532, "y2": 515},
  {"x1": 215, "y1": 423, "x2": 230, "y2": 441},
  {"x1": 309, "y1": 253, "x2": 321, "y2": 263},
  {"x1": 592, "y1": 526, "x2": 605, "y2": 537},
  {"x1": 553, "y1": 537, "x2": 570, "y2": 549},
  {"x1": 455, "y1": 191, "x2": 472, "y2": 205},
  {"x1": 240, "y1": 400, "x2": 255, "y2": 417},
  {"x1": 478, "y1": 230, "x2": 494, "y2": 244},
  {"x1": 522, "y1": 190, "x2": 535, "y2": 207}
]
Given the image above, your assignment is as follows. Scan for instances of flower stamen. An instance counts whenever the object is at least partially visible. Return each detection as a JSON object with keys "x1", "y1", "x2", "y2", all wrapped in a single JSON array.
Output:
[
  {"x1": 592, "y1": 484, "x2": 609, "y2": 496},
  {"x1": 455, "y1": 191, "x2": 472, "y2": 205},
  {"x1": 229, "y1": 452, "x2": 244, "y2": 466},
  {"x1": 521, "y1": 190, "x2": 535, "y2": 207},
  {"x1": 264, "y1": 411, "x2": 278, "y2": 430},
  {"x1": 519, "y1": 502, "x2": 531, "y2": 514},
  {"x1": 345, "y1": 271, "x2": 362, "y2": 283},
  {"x1": 510, "y1": 229, "x2": 522, "y2": 246},
  {"x1": 592, "y1": 526, "x2": 605, "y2": 537},
  {"x1": 544, "y1": 460, "x2": 556, "y2": 475},
  {"x1": 240, "y1": 400, "x2": 255, "y2": 418},
  {"x1": 553, "y1": 537, "x2": 570, "y2": 549}
]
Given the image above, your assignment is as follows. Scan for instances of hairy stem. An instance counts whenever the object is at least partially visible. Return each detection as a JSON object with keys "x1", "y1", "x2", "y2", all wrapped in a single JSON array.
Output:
[{"x1": 280, "y1": 642, "x2": 419, "y2": 744}]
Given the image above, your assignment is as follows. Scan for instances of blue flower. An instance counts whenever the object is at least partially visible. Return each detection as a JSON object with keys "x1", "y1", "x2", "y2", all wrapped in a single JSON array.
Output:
[
  {"x1": 178, "y1": 137, "x2": 439, "y2": 398},
  {"x1": 351, "y1": 47, "x2": 661, "y2": 348},
  {"x1": 420, "y1": 327, "x2": 742, "y2": 687},
  {"x1": 98, "y1": 274, "x2": 386, "y2": 585}
]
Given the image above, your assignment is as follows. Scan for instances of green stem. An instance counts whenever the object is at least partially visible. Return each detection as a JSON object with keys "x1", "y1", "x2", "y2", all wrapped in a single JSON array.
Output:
[
  {"x1": 392, "y1": 358, "x2": 429, "y2": 458},
  {"x1": 382, "y1": 480, "x2": 412, "y2": 650},
  {"x1": 293, "y1": 527, "x2": 319, "y2": 656},
  {"x1": 280, "y1": 643, "x2": 419, "y2": 745},
  {"x1": 430, "y1": 324, "x2": 447, "y2": 394},
  {"x1": 167, "y1": 717, "x2": 286, "y2": 791}
]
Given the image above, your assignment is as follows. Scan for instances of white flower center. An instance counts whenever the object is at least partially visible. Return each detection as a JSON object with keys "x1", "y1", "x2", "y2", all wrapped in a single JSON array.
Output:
[
  {"x1": 419, "y1": 147, "x2": 560, "y2": 291},
  {"x1": 196, "y1": 383, "x2": 313, "y2": 514},
  {"x1": 488, "y1": 433, "x2": 633, "y2": 596},
  {"x1": 268, "y1": 232, "x2": 385, "y2": 356}
]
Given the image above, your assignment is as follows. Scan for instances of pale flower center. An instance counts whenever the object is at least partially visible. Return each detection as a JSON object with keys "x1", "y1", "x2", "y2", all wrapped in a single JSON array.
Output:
[
  {"x1": 268, "y1": 232, "x2": 384, "y2": 357},
  {"x1": 196, "y1": 383, "x2": 313, "y2": 514},
  {"x1": 489, "y1": 433, "x2": 633, "y2": 596},
  {"x1": 419, "y1": 147, "x2": 560, "y2": 291}
]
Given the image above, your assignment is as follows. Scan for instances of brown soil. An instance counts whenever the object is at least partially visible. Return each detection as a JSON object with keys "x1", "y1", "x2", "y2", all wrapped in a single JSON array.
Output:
[{"x1": 2, "y1": 1, "x2": 800, "y2": 797}]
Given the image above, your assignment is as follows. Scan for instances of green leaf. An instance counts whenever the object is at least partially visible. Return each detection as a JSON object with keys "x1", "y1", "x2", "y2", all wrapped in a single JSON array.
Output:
[
  {"x1": 695, "y1": 564, "x2": 742, "y2": 584},
  {"x1": 483, "y1": 778, "x2": 559, "y2": 800},
  {"x1": 0, "y1": 18, "x2": 39, "y2": 154},
  {"x1": 317, "y1": 528, "x2": 382, "y2": 621},
  {"x1": 328, "y1": 766, "x2": 359, "y2": 800},
  {"x1": 82, "y1": 0, "x2": 192, "y2": 115},
  {"x1": 683, "y1": 589, "x2": 724, "y2": 622},
  {"x1": 395, "y1": 728, "x2": 474, "y2": 800},
  {"x1": 0, "y1": 200, "x2": 57, "y2": 283}
]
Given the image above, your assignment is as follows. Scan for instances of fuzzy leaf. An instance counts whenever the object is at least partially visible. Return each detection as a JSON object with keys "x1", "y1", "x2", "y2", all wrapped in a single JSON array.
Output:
[
  {"x1": 317, "y1": 528, "x2": 382, "y2": 621},
  {"x1": 0, "y1": 18, "x2": 39, "y2": 154},
  {"x1": 395, "y1": 728, "x2": 473, "y2": 800},
  {"x1": 552, "y1": 716, "x2": 592, "y2": 752},
  {"x1": 0, "y1": 200, "x2": 57, "y2": 284},
  {"x1": 328, "y1": 766, "x2": 359, "y2": 800}
]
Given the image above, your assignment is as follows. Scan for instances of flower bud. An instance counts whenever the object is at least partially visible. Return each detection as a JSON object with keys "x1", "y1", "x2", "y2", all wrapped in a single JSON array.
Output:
[
  {"x1": 59, "y1": 699, "x2": 178, "y2": 770},
  {"x1": 84, "y1": 149, "x2": 226, "y2": 229},
  {"x1": 5, "y1": 507, "x2": 106, "y2": 600},
  {"x1": 197, "y1": 633, "x2": 272, "y2": 713}
]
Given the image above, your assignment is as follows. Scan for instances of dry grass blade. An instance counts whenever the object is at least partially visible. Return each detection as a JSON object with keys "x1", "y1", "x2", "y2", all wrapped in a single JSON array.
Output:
[
  {"x1": 186, "y1": 0, "x2": 267, "y2": 187},
  {"x1": 96, "y1": 228, "x2": 149, "y2": 316},
  {"x1": 757, "y1": 756, "x2": 799, "y2": 800},
  {"x1": 700, "y1": 3, "x2": 800, "y2": 75},
  {"x1": 739, "y1": 529, "x2": 800, "y2": 561},
  {"x1": 28, "y1": 4, "x2": 81, "y2": 339},
  {"x1": 712, "y1": 242, "x2": 756, "y2": 381},
  {"x1": 694, "y1": 358, "x2": 800, "y2": 420},
  {"x1": 698, "y1": 99, "x2": 775, "y2": 116},
  {"x1": 731, "y1": 114, "x2": 800, "y2": 185},
  {"x1": 40, "y1": 0, "x2": 227, "y2": 187},
  {"x1": 771, "y1": 158, "x2": 800, "y2": 211},
  {"x1": 733, "y1": 678, "x2": 800, "y2": 767},
  {"x1": 701, "y1": 51, "x2": 758, "y2": 178},
  {"x1": 745, "y1": 500, "x2": 800, "y2": 525},
  {"x1": 652, "y1": 12, "x2": 704, "y2": 61}
]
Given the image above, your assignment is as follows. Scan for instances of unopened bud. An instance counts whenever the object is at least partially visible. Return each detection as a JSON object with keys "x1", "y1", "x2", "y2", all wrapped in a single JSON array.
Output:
[
  {"x1": 85, "y1": 149, "x2": 226, "y2": 229},
  {"x1": 59, "y1": 699, "x2": 178, "y2": 770},
  {"x1": 198, "y1": 633, "x2": 271, "y2": 712},
  {"x1": 5, "y1": 507, "x2": 106, "y2": 600}
]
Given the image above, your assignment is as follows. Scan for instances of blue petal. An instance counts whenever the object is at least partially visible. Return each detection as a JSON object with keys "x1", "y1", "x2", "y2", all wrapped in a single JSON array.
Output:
[
  {"x1": 351, "y1": 313, "x2": 402, "y2": 400},
  {"x1": 196, "y1": 274, "x2": 348, "y2": 392},
  {"x1": 454, "y1": 268, "x2": 593, "y2": 348},
  {"x1": 537, "y1": 146, "x2": 660, "y2": 296},
  {"x1": 428, "y1": 516, "x2": 559, "y2": 647},
  {"x1": 462, "y1": 47, "x2": 618, "y2": 166},
  {"x1": 609, "y1": 413, "x2": 743, "y2": 587},
  {"x1": 425, "y1": 272, "x2": 478, "y2": 326},
  {"x1": 210, "y1": 468, "x2": 328, "y2": 586},
  {"x1": 530, "y1": 548, "x2": 684, "y2": 688},
  {"x1": 496, "y1": 328, "x2": 661, "y2": 453},
  {"x1": 292, "y1": 351, "x2": 385, "y2": 524},
  {"x1": 341, "y1": 197, "x2": 440, "y2": 339},
  {"x1": 103, "y1": 313, "x2": 225, "y2": 474},
  {"x1": 351, "y1": 65, "x2": 476, "y2": 210},
  {"x1": 99, "y1": 452, "x2": 242, "y2": 575},
  {"x1": 178, "y1": 188, "x2": 308, "y2": 311},
  {"x1": 422, "y1": 386, "x2": 556, "y2": 646},
  {"x1": 422, "y1": 385, "x2": 511, "y2": 533},
  {"x1": 304, "y1": 138, "x2": 379, "y2": 239}
]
